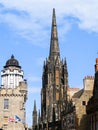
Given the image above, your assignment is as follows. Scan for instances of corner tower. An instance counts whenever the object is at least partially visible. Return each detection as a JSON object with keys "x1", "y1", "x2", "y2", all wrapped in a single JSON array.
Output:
[
  {"x1": 1, "y1": 55, "x2": 23, "y2": 88},
  {"x1": 41, "y1": 8, "x2": 69, "y2": 124}
]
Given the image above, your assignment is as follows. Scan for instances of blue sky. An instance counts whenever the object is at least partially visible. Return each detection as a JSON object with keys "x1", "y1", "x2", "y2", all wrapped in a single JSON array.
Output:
[{"x1": 0, "y1": 0, "x2": 98, "y2": 128}]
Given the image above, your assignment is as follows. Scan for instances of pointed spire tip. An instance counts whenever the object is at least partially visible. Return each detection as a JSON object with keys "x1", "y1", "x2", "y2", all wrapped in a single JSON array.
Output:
[{"x1": 49, "y1": 8, "x2": 60, "y2": 60}]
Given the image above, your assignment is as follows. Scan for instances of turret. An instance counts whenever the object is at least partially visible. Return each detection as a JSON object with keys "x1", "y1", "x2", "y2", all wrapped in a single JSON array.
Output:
[
  {"x1": 1, "y1": 55, "x2": 23, "y2": 88},
  {"x1": 38, "y1": 110, "x2": 41, "y2": 124},
  {"x1": 33, "y1": 100, "x2": 37, "y2": 126}
]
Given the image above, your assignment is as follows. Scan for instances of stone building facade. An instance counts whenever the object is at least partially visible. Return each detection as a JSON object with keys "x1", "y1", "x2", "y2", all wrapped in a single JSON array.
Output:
[
  {"x1": 72, "y1": 76, "x2": 94, "y2": 130},
  {"x1": 61, "y1": 76, "x2": 94, "y2": 130},
  {"x1": 0, "y1": 55, "x2": 28, "y2": 130},
  {"x1": 86, "y1": 58, "x2": 98, "y2": 130}
]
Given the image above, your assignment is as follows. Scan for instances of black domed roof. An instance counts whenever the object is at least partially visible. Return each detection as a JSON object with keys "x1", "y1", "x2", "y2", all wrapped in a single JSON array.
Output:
[{"x1": 4, "y1": 55, "x2": 21, "y2": 68}]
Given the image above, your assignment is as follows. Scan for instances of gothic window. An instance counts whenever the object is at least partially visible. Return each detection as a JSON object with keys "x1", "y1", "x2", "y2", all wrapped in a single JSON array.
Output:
[
  {"x1": 55, "y1": 69, "x2": 59, "y2": 85},
  {"x1": 56, "y1": 92, "x2": 59, "y2": 101},
  {"x1": 4, "y1": 99, "x2": 9, "y2": 109}
]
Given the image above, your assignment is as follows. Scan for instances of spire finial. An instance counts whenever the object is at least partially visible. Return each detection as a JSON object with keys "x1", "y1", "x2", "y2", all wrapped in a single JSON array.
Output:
[
  {"x1": 49, "y1": 8, "x2": 60, "y2": 61},
  {"x1": 11, "y1": 54, "x2": 14, "y2": 59},
  {"x1": 53, "y1": 8, "x2": 56, "y2": 19},
  {"x1": 34, "y1": 100, "x2": 36, "y2": 111}
]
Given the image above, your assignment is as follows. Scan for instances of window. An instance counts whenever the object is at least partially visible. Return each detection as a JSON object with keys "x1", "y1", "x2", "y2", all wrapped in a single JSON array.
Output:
[
  {"x1": 4, "y1": 99, "x2": 9, "y2": 109},
  {"x1": 3, "y1": 116, "x2": 8, "y2": 126},
  {"x1": 82, "y1": 101, "x2": 86, "y2": 106}
]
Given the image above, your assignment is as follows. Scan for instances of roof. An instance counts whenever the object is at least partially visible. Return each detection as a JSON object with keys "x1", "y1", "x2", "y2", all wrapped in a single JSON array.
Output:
[
  {"x1": 4, "y1": 55, "x2": 21, "y2": 68},
  {"x1": 68, "y1": 87, "x2": 80, "y2": 91},
  {"x1": 72, "y1": 89, "x2": 84, "y2": 98}
]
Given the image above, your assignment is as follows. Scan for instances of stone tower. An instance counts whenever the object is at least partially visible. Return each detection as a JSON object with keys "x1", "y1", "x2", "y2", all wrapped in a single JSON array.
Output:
[
  {"x1": 41, "y1": 8, "x2": 69, "y2": 124},
  {"x1": 0, "y1": 55, "x2": 27, "y2": 130},
  {"x1": 1, "y1": 55, "x2": 23, "y2": 89}
]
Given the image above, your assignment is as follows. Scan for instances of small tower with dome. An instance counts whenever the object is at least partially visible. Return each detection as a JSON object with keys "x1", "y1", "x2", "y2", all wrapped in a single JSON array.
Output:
[
  {"x1": 0, "y1": 55, "x2": 28, "y2": 130},
  {"x1": 1, "y1": 55, "x2": 23, "y2": 88}
]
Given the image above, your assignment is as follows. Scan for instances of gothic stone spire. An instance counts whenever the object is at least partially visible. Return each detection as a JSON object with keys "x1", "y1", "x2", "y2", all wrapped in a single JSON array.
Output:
[{"x1": 49, "y1": 8, "x2": 60, "y2": 61}]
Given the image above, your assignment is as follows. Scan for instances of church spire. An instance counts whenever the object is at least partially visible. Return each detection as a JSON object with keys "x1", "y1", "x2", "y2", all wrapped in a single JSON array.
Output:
[{"x1": 49, "y1": 8, "x2": 60, "y2": 61}]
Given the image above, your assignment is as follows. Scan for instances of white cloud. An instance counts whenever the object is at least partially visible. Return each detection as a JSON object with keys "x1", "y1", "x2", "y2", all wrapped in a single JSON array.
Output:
[
  {"x1": 67, "y1": 0, "x2": 98, "y2": 32},
  {"x1": 0, "y1": 0, "x2": 98, "y2": 47}
]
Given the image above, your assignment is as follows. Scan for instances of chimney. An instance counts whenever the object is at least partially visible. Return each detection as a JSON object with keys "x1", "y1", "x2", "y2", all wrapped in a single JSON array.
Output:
[{"x1": 95, "y1": 58, "x2": 98, "y2": 72}]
